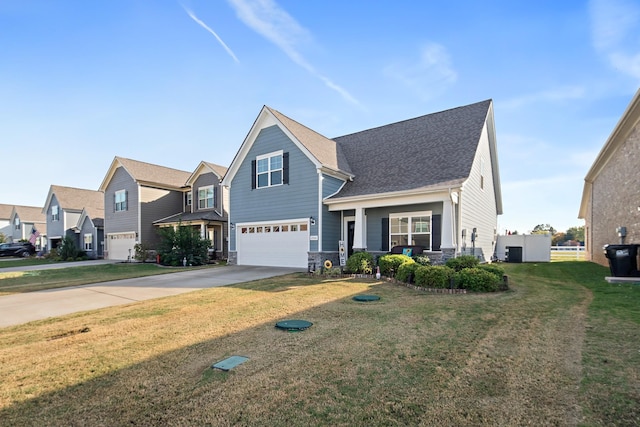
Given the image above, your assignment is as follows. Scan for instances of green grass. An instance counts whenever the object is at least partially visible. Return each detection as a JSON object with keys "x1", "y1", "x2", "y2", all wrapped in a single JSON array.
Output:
[
  {"x1": 0, "y1": 263, "x2": 218, "y2": 295},
  {"x1": 0, "y1": 258, "x2": 60, "y2": 269},
  {"x1": 0, "y1": 262, "x2": 637, "y2": 425}
]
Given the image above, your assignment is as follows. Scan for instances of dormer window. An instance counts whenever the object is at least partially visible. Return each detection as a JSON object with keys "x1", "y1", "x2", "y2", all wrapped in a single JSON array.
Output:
[
  {"x1": 52, "y1": 205, "x2": 59, "y2": 221},
  {"x1": 14, "y1": 217, "x2": 20, "y2": 230}
]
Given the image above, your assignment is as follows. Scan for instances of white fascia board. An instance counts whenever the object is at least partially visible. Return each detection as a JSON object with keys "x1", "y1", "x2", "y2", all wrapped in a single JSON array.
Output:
[{"x1": 325, "y1": 187, "x2": 455, "y2": 211}]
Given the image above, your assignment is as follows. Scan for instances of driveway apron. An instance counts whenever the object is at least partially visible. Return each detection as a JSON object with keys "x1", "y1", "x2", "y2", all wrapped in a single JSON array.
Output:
[{"x1": 0, "y1": 265, "x2": 301, "y2": 328}]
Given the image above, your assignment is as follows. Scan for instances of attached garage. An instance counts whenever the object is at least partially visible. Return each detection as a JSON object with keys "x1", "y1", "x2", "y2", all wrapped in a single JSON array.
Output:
[
  {"x1": 106, "y1": 232, "x2": 136, "y2": 260},
  {"x1": 237, "y1": 221, "x2": 309, "y2": 268}
]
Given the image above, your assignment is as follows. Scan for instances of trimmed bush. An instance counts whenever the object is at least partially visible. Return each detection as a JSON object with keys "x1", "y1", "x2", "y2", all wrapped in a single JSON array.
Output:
[
  {"x1": 445, "y1": 255, "x2": 480, "y2": 272},
  {"x1": 454, "y1": 267, "x2": 502, "y2": 292},
  {"x1": 395, "y1": 260, "x2": 417, "y2": 283},
  {"x1": 412, "y1": 254, "x2": 431, "y2": 266},
  {"x1": 478, "y1": 264, "x2": 505, "y2": 279},
  {"x1": 346, "y1": 251, "x2": 374, "y2": 274},
  {"x1": 378, "y1": 254, "x2": 412, "y2": 276},
  {"x1": 415, "y1": 265, "x2": 455, "y2": 289}
]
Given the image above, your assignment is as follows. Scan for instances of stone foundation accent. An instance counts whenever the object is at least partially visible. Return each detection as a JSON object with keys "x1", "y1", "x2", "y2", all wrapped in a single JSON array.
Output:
[{"x1": 227, "y1": 251, "x2": 237, "y2": 265}]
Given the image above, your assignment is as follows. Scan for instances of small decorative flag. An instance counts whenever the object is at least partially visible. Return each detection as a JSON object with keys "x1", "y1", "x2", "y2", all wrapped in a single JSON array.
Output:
[{"x1": 29, "y1": 226, "x2": 40, "y2": 245}]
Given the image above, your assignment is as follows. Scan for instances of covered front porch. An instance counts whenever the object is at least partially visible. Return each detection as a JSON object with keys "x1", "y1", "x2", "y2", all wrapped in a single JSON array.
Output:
[{"x1": 153, "y1": 212, "x2": 227, "y2": 260}]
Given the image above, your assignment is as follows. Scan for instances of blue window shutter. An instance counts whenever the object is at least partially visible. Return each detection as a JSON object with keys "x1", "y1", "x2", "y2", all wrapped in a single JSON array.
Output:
[
  {"x1": 283, "y1": 152, "x2": 289, "y2": 184},
  {"x1": 251, "y1": 160, "x2": 256, "y2": 189},
  {"x1": 113, "y1": 193, "x2": 116, "y2": 212},
  {"x1": 432, "y1": 214, "x2": 441, "y2": 251},
  {"x1": 125, "y1": 190, "x2": 128, "y2": 211},
  {"x1": 381, "y1": 217, "x2": 389, "y2": 251}
]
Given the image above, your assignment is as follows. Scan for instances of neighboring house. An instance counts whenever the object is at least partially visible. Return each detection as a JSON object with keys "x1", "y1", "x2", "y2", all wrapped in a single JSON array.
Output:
[
  {"x1": 579, "y1": 88, "x2": 640, "y2": 266},
  {"x1": 98, "y1": 156, "x2": 191, "y2": 260},
  {"x1": 42, "y1": 185, "x2": 104, "y2": 258},
  {"x1": 154, "y1": 161, "x2": 229, "y2": 259},
  {"x1": 8, "y1": 205, "x2": 47, "y2": 249},
  {"x1": 0, "y1": 204, "x2": 13, "y2": 240},
  {"x1": 221, "y1": 100, "x2": 502, "y2": 269}
]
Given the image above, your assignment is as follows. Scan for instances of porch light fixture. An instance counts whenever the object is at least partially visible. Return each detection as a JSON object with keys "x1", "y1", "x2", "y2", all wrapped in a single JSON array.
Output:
[
  {"x1": 310, "y1": 216, "x2": 316, "y2": 226},
  {"x1": 230, "y1": 223, "x2": 235, "y2": 230}
]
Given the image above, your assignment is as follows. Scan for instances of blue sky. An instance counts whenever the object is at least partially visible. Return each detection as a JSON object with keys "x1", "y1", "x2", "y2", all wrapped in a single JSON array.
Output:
[{"x1": 1, "y1": 0, "x2": 638, "y2": 234}]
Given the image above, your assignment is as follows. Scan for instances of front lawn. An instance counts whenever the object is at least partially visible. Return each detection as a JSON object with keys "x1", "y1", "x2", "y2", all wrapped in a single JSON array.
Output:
[{"x1": 0, "y1": 262, "x2": 637, "y2": 425}]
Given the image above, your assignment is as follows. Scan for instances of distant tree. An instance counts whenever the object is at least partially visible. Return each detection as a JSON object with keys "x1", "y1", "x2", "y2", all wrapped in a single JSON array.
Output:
[
  {"x1": 552, "y1": 232, "x2": 566, "y2": 246},
  {"x1": 565, "y1": 226, "x2": 584, "y2": 243},
  {"x1": 532, "y1": 224, "x2": 556, "y2": 235}
]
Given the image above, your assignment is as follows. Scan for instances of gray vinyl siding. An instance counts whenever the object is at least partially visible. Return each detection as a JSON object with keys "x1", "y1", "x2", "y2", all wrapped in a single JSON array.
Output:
[
  {"x1": 79, "y1": 217, "x2": 99, "y2": 259},
  {"x1": 193, "y1": 172, "x2": 221, "y2": 213},
  {"x1": 229, "y1": 125, "x2": 319, "y2": 251},
  {"x1": 104, "y1": 167, "x2": 139, "y2": 237},
  {"x1": 460, "y1": 122, "x2": 498, "y2": 261},
  {"x1": 366, "y1": 203, "x2": 443, "y2": 251},
  {"x1": 321, "y1": 175, "x2": 345, "y2": 251},
  {"x1": 46, "y1": 194, "x2": 64, "y2": 243},
  {"x1": 139, "y1": 186, "x2": 183, "y2": 248}
]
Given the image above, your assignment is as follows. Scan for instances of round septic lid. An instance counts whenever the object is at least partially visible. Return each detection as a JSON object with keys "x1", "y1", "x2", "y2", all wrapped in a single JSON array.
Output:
[
  {"x1": 275, "y1": 319, "x2": 313, "y2": 331},
  {"x1": 353, "y1": 294, "x2": 381, "y2": 302}
]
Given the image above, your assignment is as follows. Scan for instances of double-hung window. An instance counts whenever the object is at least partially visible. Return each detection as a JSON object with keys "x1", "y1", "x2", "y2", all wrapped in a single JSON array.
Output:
[
  {"x1": 390, "y1": 212, "x2": 432, "y2": 250},
  {"x1": 84, "y1": 233, "x2": 93, "y2": 251},
  {"x1": 185, "y1": 191, "x2": 192, "y2": 208},
  {"x1": 14, "y1": 218, "x2": 20, "y2": 230},
  {"x1": 51, "y1": 205, "x2": 59, "y2": 221},
  {"x1": 256, "y1": 151, "x2": 283, "y2": 188},
  {"x1": 198, "y1": 185, "x2": 215, "y2": 209},
  {"x1": 115, "y1": 190, "x2": 127, "y2": 212}
]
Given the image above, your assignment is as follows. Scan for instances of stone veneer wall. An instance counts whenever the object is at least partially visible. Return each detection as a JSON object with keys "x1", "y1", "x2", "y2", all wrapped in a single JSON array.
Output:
[{"x1": 589, "y1": 122, "x2": 640, "y2": 267}]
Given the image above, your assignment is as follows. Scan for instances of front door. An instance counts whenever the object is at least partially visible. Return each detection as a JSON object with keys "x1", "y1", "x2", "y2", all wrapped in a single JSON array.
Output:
[{"x1": 347, "y1": 221, "x2": 355, "y2": 256}]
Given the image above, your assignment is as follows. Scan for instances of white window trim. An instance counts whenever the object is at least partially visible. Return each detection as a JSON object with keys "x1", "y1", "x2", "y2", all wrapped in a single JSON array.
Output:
[
  {"x1": 256, "y1": 150, "x2": 284, "y2": 189},
  {"x1": 389, "y1": 211, "x2": 432, "y2": 250},
  {"x1": 198, "y1": 185, "x2": 215, "y2": 209},
  {"x1": 115, "y1": 189, "x2": 127, "y2": 212}
]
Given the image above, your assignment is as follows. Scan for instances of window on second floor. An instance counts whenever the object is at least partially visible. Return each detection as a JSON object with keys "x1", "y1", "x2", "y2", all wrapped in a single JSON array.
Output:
[
  {"x1": 251, "y1": 151, "x2": 289, "y2": 189},
  {"x1": 115, "y1": 190, "x2": 127, "y2": 212},
  {"x1": 14, "y1": 217, "x2": 20, "y2": 230},
  {"x1": 185, "y1": 191, "x2": 192, "y2": 208},
  {"x1": 198, "y1": 185, "x2": 215, "y2": 209},
  {"x1": 51, "y1": 205, "x2": 59, "y2": 221}
]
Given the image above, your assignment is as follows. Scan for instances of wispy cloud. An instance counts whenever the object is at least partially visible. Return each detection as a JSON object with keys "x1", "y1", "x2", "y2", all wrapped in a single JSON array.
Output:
[
  {"x1": 384, "y1": 42, "x2": 457, "y2": 100},
  {"x1": 589, "y1": 0, "x2": 640, "y2": 80},
  {"x1": 182, "y1": 5, "x2": 240, "y2": 63},
  {"x1": 226, "y1": 0, "x2": 359, "y2": 105},
  {"x1": 499, "y1": 86, "x2": 586, "y2": 110}
]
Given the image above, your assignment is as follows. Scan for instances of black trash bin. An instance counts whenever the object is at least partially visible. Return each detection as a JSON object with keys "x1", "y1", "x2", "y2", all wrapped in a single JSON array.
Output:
[
  {"x1": 506, "y1": 246, "x2": 523, "y2": 263},
  {"x1": 603, "y1": 244, "x2": 640, "y2": 277}
]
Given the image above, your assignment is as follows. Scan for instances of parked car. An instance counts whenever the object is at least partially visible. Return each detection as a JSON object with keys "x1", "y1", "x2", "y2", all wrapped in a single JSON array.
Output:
[{"x1": 0, "y1": 242, "x2": 36, "y2": 257}]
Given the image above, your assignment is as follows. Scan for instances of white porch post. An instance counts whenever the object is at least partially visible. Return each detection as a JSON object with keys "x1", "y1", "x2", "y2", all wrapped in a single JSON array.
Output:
[
  {"x1": 353, "y1": 207, "x2": 366, "y2": 251},
  {"x1": 200, "y1": 224, "x2": 206, "y2": 239},
  {"x1": 440, "y1": 192, "x2": 457, "y2": 250}
]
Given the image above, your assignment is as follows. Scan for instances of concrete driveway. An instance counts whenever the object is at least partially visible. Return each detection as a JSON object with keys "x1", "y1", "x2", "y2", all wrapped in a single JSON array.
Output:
[{"x1": 0, "y1": 265, "x2": 302, "y2": 328}]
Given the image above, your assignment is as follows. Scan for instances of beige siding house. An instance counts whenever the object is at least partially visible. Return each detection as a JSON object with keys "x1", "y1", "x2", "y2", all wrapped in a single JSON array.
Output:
[{"x1": 579, "y1": 89, "x2": 640, "y2": 266}]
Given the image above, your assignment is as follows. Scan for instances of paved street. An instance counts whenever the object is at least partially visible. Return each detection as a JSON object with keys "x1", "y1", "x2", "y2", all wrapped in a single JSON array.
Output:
[{"x1": 0, "y1": 264, "x2": 301, "y2": 328}]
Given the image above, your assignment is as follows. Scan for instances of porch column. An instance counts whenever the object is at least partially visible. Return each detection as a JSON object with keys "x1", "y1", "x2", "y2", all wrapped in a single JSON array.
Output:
[
  {"x1": 200, "y1": 224, "x2": 206, "y2": 239},
  {"x1": 440, "y1": 193, "x2": 457, "y2": 250},
  {"x1": 353, "y1": 207, "x2": 366, "y2": 251}
]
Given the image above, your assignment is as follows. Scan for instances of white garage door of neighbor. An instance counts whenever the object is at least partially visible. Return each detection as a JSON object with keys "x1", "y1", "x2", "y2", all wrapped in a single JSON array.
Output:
[
  {"x1": 107, "y1": 232, "x2": 136, "y2": 260},
  {"x1": 237, "y1": 222, "x2": 309, "y2": 268}
]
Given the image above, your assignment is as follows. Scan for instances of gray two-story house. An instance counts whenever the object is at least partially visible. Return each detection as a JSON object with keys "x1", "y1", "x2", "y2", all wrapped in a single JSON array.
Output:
[
  {"x1": 222, "y1": 100, "x2": 502, "y2": 269},
  {"x1": 42, "y1": 185, "x2": 104, "y2": 258}
]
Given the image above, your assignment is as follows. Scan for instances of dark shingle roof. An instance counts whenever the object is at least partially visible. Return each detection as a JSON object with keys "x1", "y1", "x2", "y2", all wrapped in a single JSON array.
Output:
[{"x1": 330, "y1": 100, "x2": 491, "y2": 199}]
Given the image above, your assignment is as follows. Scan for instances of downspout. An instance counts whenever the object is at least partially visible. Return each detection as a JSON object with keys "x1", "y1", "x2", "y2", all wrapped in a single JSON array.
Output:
[{"x1": 317, "y1": 171, "x2": 323, "y2": 252}]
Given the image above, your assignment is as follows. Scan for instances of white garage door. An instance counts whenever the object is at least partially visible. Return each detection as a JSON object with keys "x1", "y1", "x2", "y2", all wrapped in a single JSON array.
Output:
[
  {"x1": 107, "y1": 232, "x2": 136, "y2": 260},
  {"x1": 237, "y1": 222, "x2": 309, "y2": 268}
]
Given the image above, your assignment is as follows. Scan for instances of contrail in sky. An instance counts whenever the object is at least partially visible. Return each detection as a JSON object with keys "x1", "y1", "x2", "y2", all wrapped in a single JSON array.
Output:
[{"x1": 182, "y1": 5, "x2": 240, "y2": 63}]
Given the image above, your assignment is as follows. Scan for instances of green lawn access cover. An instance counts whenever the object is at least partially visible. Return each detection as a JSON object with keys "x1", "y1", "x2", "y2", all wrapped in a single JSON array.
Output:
[
  {"x1": 275, "y1": 319, "x2": 313, "y2": 331},
  {"x1": 353, "y1": 294, "x2": 381, "y2": 302},
  {"x1": 212, "y1": 355, "x2": 249, "y2": 371}
]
